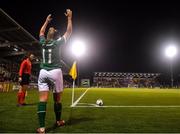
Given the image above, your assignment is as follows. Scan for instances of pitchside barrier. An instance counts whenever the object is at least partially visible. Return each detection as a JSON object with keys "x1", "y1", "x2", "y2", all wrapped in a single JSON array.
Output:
[
  {"x1": 0, "y1": 82, "x2": 38, "y2": 92},
  {"x1": 0, "y1": 82, "x2": 15, "y2": 92}
]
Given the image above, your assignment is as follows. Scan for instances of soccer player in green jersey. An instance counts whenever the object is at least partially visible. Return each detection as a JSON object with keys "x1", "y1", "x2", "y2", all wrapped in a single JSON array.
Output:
[{"x1": 37, "y1": 9, "x2": 72, "y2": 133}]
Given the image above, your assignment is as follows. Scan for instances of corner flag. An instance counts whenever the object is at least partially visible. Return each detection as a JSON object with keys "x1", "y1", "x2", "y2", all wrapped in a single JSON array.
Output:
[
  {"x1": 69, "y1": 61, "x2": 77, "y2": 106},
  {"x1": 69, "y1": 61, "x2": 77, "y2": 80}
]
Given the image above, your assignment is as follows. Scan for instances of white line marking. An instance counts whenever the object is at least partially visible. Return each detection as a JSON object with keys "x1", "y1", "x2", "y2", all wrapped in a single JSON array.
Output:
[
  {"x1": 71, "y1": 88, "x2": 90, "y2": 107},
  {"x1": 77, "y1": 103, "x2": 98, "y2": 107},
  {"x1": 73, "y1": 105, "x2": 180, "y2": 108}
]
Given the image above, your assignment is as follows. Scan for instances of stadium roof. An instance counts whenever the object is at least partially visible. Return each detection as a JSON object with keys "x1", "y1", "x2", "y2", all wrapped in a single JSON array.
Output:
[
  {"x1": 0, "y1": 8, "x2": 40, "y2": 62},
  {"x1": 0, "y1": 8, "x2": 71, "y2": 74},
  {"x1": 94, "y1": 72, "x2": 160, "y2": 78}
]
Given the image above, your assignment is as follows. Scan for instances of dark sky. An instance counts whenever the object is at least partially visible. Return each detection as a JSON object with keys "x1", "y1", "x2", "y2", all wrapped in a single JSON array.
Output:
[{"x1": 2, "y1": 0, "x2": 180, "y2": 76}]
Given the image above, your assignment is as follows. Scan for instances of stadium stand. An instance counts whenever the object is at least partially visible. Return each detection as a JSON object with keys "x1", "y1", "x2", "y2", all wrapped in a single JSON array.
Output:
[
  {"x1": 0, "y1": 8, "x2": 40, "y2": 91},
  {"x1": 93, "y1": 72, "x2": 161, "y2": 88},
  {"x1": 0, "y1": 8, "x2": 71, "y2": 91}
]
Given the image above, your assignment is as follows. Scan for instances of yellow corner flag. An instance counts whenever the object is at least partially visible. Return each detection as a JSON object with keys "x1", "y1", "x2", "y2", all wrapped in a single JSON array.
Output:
[{"x1": 69, "y1": 61, "x2": 77, "y2": 80}]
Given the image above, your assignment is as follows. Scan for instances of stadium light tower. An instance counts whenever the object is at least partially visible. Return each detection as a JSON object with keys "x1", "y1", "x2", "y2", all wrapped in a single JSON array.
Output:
[
  {"x1": 71, "y1": 39, "x2": 86, "y2": 87},
  {"x1": 165, "y1": 45, "x2": 177, "y2": 88}
]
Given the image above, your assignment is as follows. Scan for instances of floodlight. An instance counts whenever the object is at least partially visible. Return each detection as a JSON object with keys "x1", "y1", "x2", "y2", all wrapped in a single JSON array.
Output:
[
  {"x1": 71, "y1": 40, "x2": 86, "y2": 58},
  {"x1": 165, "y1": 45, "x2": 177, "y2": 58}
]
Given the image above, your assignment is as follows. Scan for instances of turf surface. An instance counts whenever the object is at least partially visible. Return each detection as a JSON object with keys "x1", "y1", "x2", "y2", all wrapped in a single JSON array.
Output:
[{"x1": 0, "y1": 88, "x2": 180, "y2": 133}]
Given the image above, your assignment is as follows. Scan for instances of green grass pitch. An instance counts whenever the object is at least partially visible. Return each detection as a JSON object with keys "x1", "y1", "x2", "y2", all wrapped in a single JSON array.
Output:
[{"x1": 0, "y1": 88, "x2": 180, "y2": 133}]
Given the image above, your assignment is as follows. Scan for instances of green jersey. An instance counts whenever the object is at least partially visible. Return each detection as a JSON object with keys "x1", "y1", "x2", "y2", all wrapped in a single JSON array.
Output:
[{"x1": 39, "y1": 35, "x2": 66, "y2": 70}]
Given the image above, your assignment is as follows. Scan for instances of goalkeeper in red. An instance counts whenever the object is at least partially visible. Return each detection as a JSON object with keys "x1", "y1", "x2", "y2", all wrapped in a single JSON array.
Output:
[{"x1": 37, "y1": 9, "x2": 72, "y2": 133}]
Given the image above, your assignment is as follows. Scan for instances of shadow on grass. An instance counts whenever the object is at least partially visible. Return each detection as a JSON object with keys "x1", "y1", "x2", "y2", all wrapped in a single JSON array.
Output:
[
  {"x1": 46, "y1": 124, "x2": 57, "y2": 133},
  {"x1": 45, "y1": 117, "x2": 94, "y2": 133},
  {"x1": 44, "y1": 107, "x2": 94, "y2": 133},
  {"x1": 16, "y1": 102, "x2": 38, "y2": 107},
  {"x1": 23, "y1": 102, "x2": 38, "y2": 106},
  {"x1": 66, "y1": 117, "x2": 94, "y2": 126},
  {"x1": 0, "y1": 109, "x2": 7, "y2": 114},
  {"x1": 66, "y1": 107, "x2": 95, "y2": 126}
]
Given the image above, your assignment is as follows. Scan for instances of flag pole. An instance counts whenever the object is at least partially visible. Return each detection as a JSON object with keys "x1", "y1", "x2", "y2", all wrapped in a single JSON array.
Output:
[
  {"x1": 72, "y1": 80, "x2": 75, "y2": 106},
  {"x1": 69, "y1": 61, "x2": 77, "y2": 106}
]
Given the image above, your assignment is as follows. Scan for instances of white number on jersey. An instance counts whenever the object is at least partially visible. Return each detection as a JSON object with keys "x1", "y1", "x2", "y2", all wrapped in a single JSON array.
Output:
[{"x1": 42, "y1": 49, "x2": 52, "y2": 64}]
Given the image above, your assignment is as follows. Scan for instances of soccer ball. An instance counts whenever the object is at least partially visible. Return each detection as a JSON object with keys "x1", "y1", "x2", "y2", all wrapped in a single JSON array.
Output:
[{"x1": 96, "y1": 99, "x2": 103, "y2": 106}]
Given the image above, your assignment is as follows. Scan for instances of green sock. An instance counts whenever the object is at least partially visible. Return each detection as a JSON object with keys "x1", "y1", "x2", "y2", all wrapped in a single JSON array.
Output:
[
  {"x1": 37, "y1": 102, "x2": 47, "y2": 128},
  {"x1": 54, "y1": 103, "x2": 62, "y2": 121}
]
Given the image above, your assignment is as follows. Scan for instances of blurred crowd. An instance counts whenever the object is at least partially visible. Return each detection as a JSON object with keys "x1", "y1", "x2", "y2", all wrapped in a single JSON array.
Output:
[
  {"x1": 0, "y1": 63, "x2": 18, "y2": 82},
  {"x1": 1, "y1": 62, "x2": 180, "y2": 89},
  {"x1": 0, "y1": 63, "x2": 72, "y2": 91},
  {"x1": 93, "y1": 77, "x2": 160, "y2": 88}
]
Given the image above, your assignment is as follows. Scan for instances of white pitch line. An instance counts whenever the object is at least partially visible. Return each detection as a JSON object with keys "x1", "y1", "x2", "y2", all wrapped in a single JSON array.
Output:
[
  {"x1": 73, "y1": 105, "x2": 180, "y2": 108},
  {"x1": 71, "y1": 88, "x2": 90, "y2": 107}
]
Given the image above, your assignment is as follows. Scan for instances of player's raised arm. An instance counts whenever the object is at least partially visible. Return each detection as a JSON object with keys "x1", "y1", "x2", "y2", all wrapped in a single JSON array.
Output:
[
  {"x1": 63, "y1": 9, "x2": 72, "y2": 41},
  {"x1": 39, "y1": 14, "x2": 52, "y2": 36}
]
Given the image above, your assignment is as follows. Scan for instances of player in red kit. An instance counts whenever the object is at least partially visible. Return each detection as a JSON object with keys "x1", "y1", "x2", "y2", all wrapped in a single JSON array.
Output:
[{"x1": 17, "y1": 53, "x2": 34, "y2": 106}]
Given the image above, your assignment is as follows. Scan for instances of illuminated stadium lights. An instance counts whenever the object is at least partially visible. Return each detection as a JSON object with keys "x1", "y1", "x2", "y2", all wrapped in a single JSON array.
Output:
[
  {"x1": 164, "y1": 44, "x2": 178, "y2": 87},
  {"x1": 71, "y1": 40, "x2": 86, "y2": 58},
  {"x1": 165, "y1": 45, "x2": 177, "y2": 58}
]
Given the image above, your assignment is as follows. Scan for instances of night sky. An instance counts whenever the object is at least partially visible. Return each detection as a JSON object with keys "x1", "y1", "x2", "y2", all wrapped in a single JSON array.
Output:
[{"x1": 2, "y1": 1, "x2": 180, "y2": 76}]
